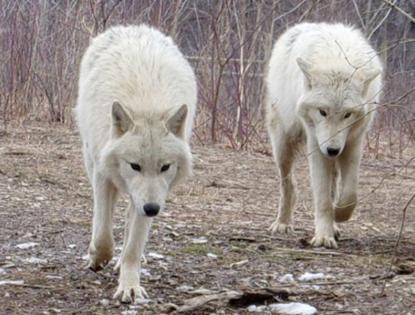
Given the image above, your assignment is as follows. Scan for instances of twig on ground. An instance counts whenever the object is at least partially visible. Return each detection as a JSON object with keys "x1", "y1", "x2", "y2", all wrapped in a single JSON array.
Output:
[
  {"x1": 176, "y1": 290, "x2": 242, "y2": 313},
  {"x1": 380, "y1": 192, "x2": 415, "y2": 295}
]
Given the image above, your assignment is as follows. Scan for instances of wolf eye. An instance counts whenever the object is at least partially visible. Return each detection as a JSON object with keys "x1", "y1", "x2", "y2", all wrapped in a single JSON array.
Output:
[
  {"x1": 160, "y1": 164, "x2": 170, "y2": 172},
  {"x1": 130, "y1": 163, "x2": 141, "y2": 172},
  {"x1": 344, "y1": 112, "x2": 352, "y2": 119},
  {"x1": 319, "y1": 109, "x2": 327, "y2": 117}
]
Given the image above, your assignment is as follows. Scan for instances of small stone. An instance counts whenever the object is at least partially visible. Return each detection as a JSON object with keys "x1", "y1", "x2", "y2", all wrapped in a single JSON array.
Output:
[{"x1": 100, "y1": 299, "x2": 110, "y2": 307}]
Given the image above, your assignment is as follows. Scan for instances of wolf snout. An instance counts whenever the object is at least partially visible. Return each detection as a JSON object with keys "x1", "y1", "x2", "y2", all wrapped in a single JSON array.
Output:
[
  {"x1": 326, "y1": 147, "x2": 340, "y2": 157},
  {"x1": 143, "y1": 203, "x2": 160, "y2": 217}
]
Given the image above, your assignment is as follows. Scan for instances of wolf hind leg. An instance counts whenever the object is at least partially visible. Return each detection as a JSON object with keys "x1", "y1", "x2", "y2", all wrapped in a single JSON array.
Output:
[
  {"x1": 334, "y1": 138, "x2": 362, "y2": 222},
  {"x1": 269, "y1": 126, "x2": 297, "y2": 234},
  {"x1": 88, "y1": 172, "x2": 118, "y2": 271}
]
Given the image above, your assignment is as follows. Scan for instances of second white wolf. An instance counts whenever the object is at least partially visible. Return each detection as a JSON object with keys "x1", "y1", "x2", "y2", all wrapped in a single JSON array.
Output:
[
  {"x1": 265, "y1": 23, "x2": 383, "y2": 248},
  {"x1": 76, "y1": 25, "x2": 197, "y2": 303}
]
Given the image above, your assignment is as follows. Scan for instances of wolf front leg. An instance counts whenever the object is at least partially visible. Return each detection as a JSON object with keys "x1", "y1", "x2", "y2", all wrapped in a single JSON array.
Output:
[
  {"x1": 114, "y1": 200, "x2": 148, "y2": 271},
  {"x1": 114, "y1": 207, "x2": 152, "y2": 303},
  {"x1": 114, "y1": 202, "x2": 132, "y2": 272},
  {"x1": 308, "y1": 148, "x2": 337, "y2": 248},
  {"x1": 334, "y1": 137, "x2": 362, "y2": 222},
  {"x1": 268, "y1": 124, "x2": 297, "y2": 234},
  {"x1": 88, "y1": 172, "x2": 118, "y2": 271}
]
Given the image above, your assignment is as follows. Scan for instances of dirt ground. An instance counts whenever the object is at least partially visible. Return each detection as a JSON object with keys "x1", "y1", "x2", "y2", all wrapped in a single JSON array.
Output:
[{"x1": 0, "y1": 124, "x2": 414, "y2": 315}]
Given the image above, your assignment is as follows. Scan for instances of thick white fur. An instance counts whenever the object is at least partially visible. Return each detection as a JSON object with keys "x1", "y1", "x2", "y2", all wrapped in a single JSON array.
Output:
[
  {"x1": 76, "y1": 24, "x2": 197, "y2": 303},
  {"x1": 265, "y1": 23, "x2": 383, "y2": 248}
]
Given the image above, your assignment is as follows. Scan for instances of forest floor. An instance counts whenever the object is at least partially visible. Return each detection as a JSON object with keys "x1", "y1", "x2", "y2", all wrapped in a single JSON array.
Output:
[{"x1": 0, "y1": 123, "x2": 414, "y2": 315}]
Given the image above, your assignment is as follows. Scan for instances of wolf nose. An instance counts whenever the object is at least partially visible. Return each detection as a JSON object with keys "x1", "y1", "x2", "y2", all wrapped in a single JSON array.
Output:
[
  {"x1": 327, "y1": 147, "x2": 340, "y2": 157},
  {"x1": 143, "y1": 203, "x2": 160, "y2": 217}
]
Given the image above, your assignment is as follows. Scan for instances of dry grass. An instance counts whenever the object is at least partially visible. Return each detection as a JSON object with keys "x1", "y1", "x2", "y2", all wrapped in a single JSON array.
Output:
[{"x1": 0, "y1": 123, "x2": 414, "y2": 314}]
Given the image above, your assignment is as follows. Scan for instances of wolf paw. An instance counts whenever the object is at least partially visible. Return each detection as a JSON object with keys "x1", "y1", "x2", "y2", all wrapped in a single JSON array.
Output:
[
  {"x1": 87, "y1": 244, "x2": 113, "y2": 271},
  {"x1": 310, "y1": 235, "x2": 338, "y2": 248},
  {"x1": 87, "y1": 253, "x2": 112, "y2": 271},
  {"x1": 113, "y1": 281, "x2": 148, "y2": 304},
  {"x1": 269, "y1": 220, "x2": 294, "y2": 234}
]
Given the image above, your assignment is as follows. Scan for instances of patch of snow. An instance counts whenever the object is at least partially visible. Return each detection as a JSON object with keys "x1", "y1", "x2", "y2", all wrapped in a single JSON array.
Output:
[
  {"x1": 23, "y1": 257, "x2": 48, "y2": 264},
  {"x1": 270, "y1": 302, "x2": 317, "y2": 315},
  {"x1": 0, "y1": 280, "x2": 24, "y2": 286},
  {"x1": 68, "y1": 244, "x2": 76, "y2": 249},
  {"x1": 247, "y1": 305, "x2": 267, "y2": 313},
  {"x1": 0, "y1": 268, "x2": 6, "y2": 275},
  {"x1": 207, "y1": 253, "x2": 218, "y2": 259},
  {"x1": 279, "y1": 273, "x2": 295, "y2": 283},
  {"x1": 191, "y1": 237, "x2": 208, "y2": 244},
  {"x1": 147, "y1": 252, "x2": 164, "y2": 259},
  {"x1": 121, "y1": 311, "x2": 137, "y2": 315},
  {"x1": 141, "y1": 268, "x2": 151, "y2": 277},
  {"x1": 15, "y1": 242, "x2": 38, "y2": 249},
  {"x1": 247, "y1": 305, "x2": 257, "y2": 312},
  {"x1": 298, "y1": 272, "x2": 332, "y2": 282},
  {"x1": 82, "y1": 254, "x2": 89, "y2": 260}
]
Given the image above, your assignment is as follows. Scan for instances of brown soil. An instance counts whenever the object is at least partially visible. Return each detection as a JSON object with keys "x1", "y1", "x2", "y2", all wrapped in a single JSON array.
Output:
[{"x1": 0, "y1": 124, "x2": 414, "y2": 315}]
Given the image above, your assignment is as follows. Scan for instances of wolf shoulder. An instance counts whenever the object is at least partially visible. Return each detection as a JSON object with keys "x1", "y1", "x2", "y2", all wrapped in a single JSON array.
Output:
[{"x1": 76, "y1": 25, "x2": 197, "y2": 139}]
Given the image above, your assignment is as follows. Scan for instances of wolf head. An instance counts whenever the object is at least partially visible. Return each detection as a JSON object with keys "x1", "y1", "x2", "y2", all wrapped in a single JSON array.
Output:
[
  {"x1": 296, "y1": 57, "x2": 380, "y2": 158},
  {"x1": 100, "y1": 102, "x2": 192, "y2": 217}
]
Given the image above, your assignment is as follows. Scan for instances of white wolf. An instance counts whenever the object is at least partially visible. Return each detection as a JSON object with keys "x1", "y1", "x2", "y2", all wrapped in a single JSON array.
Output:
[
  {"x1": 76, "y1": 25, "x2": 197, "y2": 303},
  {"x1": 265, "y1": 23, "x2": 383, "y2": 248}
]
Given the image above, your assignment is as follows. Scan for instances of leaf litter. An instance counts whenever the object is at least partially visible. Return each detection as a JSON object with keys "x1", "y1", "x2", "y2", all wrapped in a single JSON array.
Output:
[{"x1": 0, "y1": 124, "x2": 414, "y2": 314}]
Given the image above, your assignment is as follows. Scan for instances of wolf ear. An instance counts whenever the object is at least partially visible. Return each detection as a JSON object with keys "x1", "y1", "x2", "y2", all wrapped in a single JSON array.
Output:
[
  {"x1": 166, "y1": 104, "x2": 188, "y2": 139},
  {"x1": 362, "y1": 69, "x2": 381, "y2": 97},
  {"x1": 112, "y1": 101, "x2": 133, "y2": 136},
  {"x1": 297, "y1": 57, "x2": 313, "y2": 89}
]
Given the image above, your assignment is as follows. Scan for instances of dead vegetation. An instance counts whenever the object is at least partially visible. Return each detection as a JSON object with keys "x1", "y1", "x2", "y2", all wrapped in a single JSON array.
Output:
[
  {"x1": 0, "y1": 124, "x2": 414, "y2": 314},
  {"x1": 1, "y1": 0, "x2": 414, "y2": 149}
]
